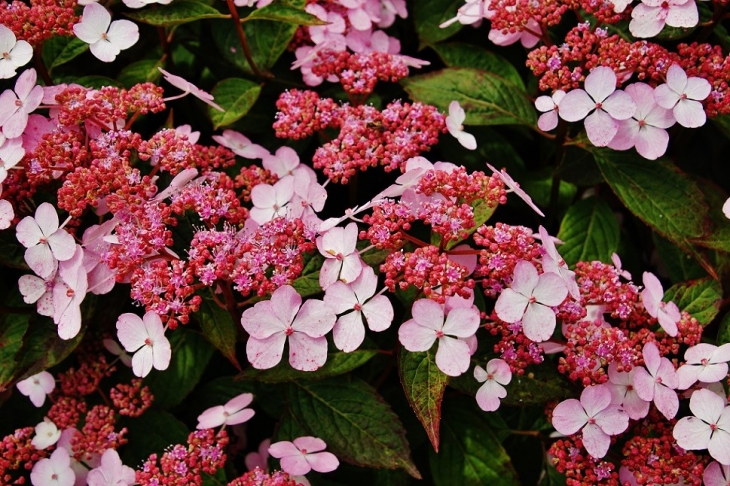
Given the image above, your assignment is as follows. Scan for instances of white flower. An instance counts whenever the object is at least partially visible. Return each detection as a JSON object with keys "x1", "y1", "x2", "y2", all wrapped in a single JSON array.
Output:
[
  {"x1": 445, "y1": 101, "x2": 477, "y2": 150},
  {"x1": 0, "y1": 25, "x2": 32, "y2": 79},
  {"x1": 73, "y1": 3, "x2": 139, "y2": 63}
]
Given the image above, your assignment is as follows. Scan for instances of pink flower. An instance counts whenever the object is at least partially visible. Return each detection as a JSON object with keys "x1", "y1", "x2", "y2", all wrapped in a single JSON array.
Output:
[
  {"x1": 268, "y1": 436, "x2": 339, "y2": 475},
  {"x1": 0, "y1": 198, "x2": 13, "y2": 229},
  {"x1": 440, "y1": 0, "x2": 493, "y2": 28},
  {"x1": 0, "y1": 137, "x2": 26, "y2": 184},
  {"x1": 539, "y1": 225, "x2": 580, "y2": 300},
  {"x1": 52, "y1": 246, "x2": 88, "y2": 340},
  {"x1": 0, "y1": 24, "x2": 32, "y2": 79},
  {"x1": 323, "y1": 266, "x2": 394, "y2": 352},
  {"x1": 489, "y1": 17, "x2": 541, "y2": 48},
  {"x1": 611, "y1": 252, "x2": 631, "y2": 280},
  {"x1": 196, "y1": 392, "x2": 255, "y2": 429},
  {"x1": 306, "y1": 4, "x2": 346, "y2": 46},
  {"x1": 704, "y1": 461, "x2": 730, "y2": 486},
  {"x1": 559, "y1": 66, "x2": 637, "y2": 147},
  {"x1": 632, "y1": 341, "x2": 679, "y2": 420},
  {"x1": 339, "y1": 0, "x2": 381, "y2": 31},
  {"x1": 486, "y1": 163, "x2": 544, "y2": 217},
  {"x1": 81, "y1": 220, "x2": 117, "y2": 295},
  {"x1": 654, "y1": 64, "x2": 710, "y2": 128},
  {"x1": 245, "y1": 438, "x2": 271, "y2": 471},
  {"x1": 19, "y1": 272, "x2": 55, "y2": 316},
  {"x1": 316, "y1": 222, "x2": 364, "y2": 290},
  {"x1": 629, "y1": 0, "x2": 698, "y2": 39},
  {"x1": 240, "y1": 285, "x2": 336, "y2": 371},
  {"x1": 86, "y1": 449, "x2": 135, "y2": 486},
  {"x1": 212, "y1": 130, "x2": 269, "y2": 159},
  {"x1": 494, "y1": 260, "x2": 568, "y2": 342},
  {"x1": 0, "y1": 68, "x2": 43, "y2": 138},
  {"x1": 673, "y1": 388, "x2": 730, "y2": 465},
  {"x1": 607, "y1": 82, "x2": 675, "y2": 160},
  {"x1": 551, "y1": 384, "x2": 629, "y2": 458},
  {"x1": 16, "y1": 202, "x2": 76, "y2": 279},
  {"x1": 641, "y1": 271, "x2": 680, "y2": 336},
  {"x1": 116, "y1": 311, "x2": 172, "y2": 378},
  {"x1": 445, "y1": 101, "x2": 477, "y2": 150},
  {"x1": 250, "y1": 177, "x2": 295, "y2": 224},
  {"x1": 32, "y1": 418, "x2": 61, "y2": 450},
  {"x1": 474, "y1": 359, "x2": 512, "y2": 412},
  {"x1": 676, "y1": 343, "x2": 730, "y2": 390},
  {"x1": 30, "y1": 447, "x2": 75, "y2": 486},
  {"x1": 158, "y1": 67, "x2": 224, "y2": 112},
  {"x1": 73, "y1": 3, "x2": 139, "y2": 63},
  {"x1": 262, "y1": 146, "x2": 315, "y2": 184},
  {"x1": 606, "y1": 362, "x2": 650, "y2": 420},
  {"x1": 535, "y1": 90, "x2": 565, "y2": 132},
  {"x1": 16, "y1": 371, "x2": 55, "y2": 407},
  {"x1": 123, "y1": 0, "x2": 173, "y2": 9},
  {"x1": 398, "y1": 298, "x2": 480, "y2": 376}
]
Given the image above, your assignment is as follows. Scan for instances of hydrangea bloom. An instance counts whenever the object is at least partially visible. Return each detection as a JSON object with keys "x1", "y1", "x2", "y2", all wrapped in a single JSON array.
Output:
[
  {"x1": 212, "y1": 129, "x2": 269, "y2": 159},
  {"x1": 445, "y1": 101, "x2": 477, "y2": 150},
  {"x1": 116, "y1": 311, "x2": 172, "y2": 378},
  {"x1": 197, "y1": 392, "x2": 255, "y2": 429},
  {"x1": 86, "y1": 449, "x2": 135, "y2": 486},
  {"x1": 268, "y1": 436, "x2": 339, "y2": 476},
  {"x1": 31, "y1": 418, "x2": 61, "y2": 450},
  {"x1": 632, "y1": 341, "x2": 679, "y2": 420},
  {"x1": 676, "y1": 343, "x2": 730, "y2": 390},
  {"x1": 474, "y1": 359, "x2": 512, "y2": 412},
  {"x1": 606, "y1": 362, "x2": 650, "y2": 420},
  {"x1": 0, "y1": 68, "x2": 43, "y2": 138},
  {"x1": 316, "y1": 222, "x2": 364, "y2": 289},
  {"x1": 16, "y1": 371, "x2": 55, "y2": 407},
  {"x1": 630, "y1": 0, "x2": 698, "y2": 39},
  {"x1": 73, "y1": 3, "x2": 139, "y2": 63},
  {"x1": 654, "y1": 64, "x2": 711, "y2": 128},
  {"x1": 704, "y1": 461, "x2": 730, "y2": 486},
  {"x1": 30, "y1": 447, "x2": 75, "y2": 486},
  {"x1": 535, "y1": 90, "x2": 565, "y2": 132},
  {"x1": 16, "y1": 202, "x2": 76, "y2": 279},
  {"x1": 673, "y1": 388, "x2": 730, "y2": 465},
  {"x1": 0, "y1": 25, "x2": 32, "y2": 79},
  {"x1": 641, "y1": 271, "x2": 681, "y2": 337},
  {"x1": 52, "y1": 246, "x2": 88, "y2": 340}
]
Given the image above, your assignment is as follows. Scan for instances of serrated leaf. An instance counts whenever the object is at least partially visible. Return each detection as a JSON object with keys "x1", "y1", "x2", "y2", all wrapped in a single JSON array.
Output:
[
  {"x1": 689, "y1": 176, "x2": 730, "y2": 253},
  {"x1": 557, "y1": 196, "x2": 619, "y2": 267},
  {"x1": 198, "y1": 298, "x2": 240, "y2": 370},
  {"x1": 209, "y1": 78, "x2": 262, "y2": 129},
  {"x1": 237, "y1": 349, "x2": 376, "y2": 383},
  {"x1": 399, "y1": 349, "x2": 449, "y2": 452},
  {"x1": 413, "y1": 0, "x2": 464, "y2": 48},
  {"x1": 144, "y1": 328, "x2": 215, "y2": 409},
  {"x1": 117, "y1": 58, "x2": 164, "y2": 88},
  {"x1": 121, "y1": 410, "x2": 189, "y2": 466},
  {"x1": 432, "y1": 42, "x2": 524, "y2": 90},
  {"x1": 244, "y1": 3, "x2": 326, "y2": 25},
  {"x1": 664, "y1": 277, "x2": 722, "y2": 325},
  {"x1": 42, "y1": 36, "x2": 89, "y2": 73},
  {"x1": 402, "y1": 68, "x2": 537, "y2": 127},
  {"x1": 288, "y1": 377, "x2": 420, "y2": 478},
  {"x1": 0, "y1": 313, "x2": 30, "y2": 389},
  {"x1": 125, "y1": 0, "x2": 229, "y2": 27},
  {"x1": 430, "y1": 398, "x2": 518, "y2": 486}
]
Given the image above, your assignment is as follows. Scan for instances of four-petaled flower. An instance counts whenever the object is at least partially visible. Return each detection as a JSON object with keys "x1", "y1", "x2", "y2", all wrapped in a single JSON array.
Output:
[
  {"x1": 474, "y1": 359, "x2": 512, "y2": 412},
  {"x1": 316, "y1": 222, "x2": 364, "y2": 289},
  {"x1": 86, "y1": 449, "x2": 136, "y2": 486},
  {"x1": 673, "y1": 388, "x2": 730, "y2": 465},
  {"x1": 196, "y1": 392, "x2": 256, "y2": 429},
  {"x1": 630, "y1": 0, "x2": 698, "y2": 39},
  {"x1": 606, "y1": 362, "x2": 650, "y2": 420},
  {"x1": 0, "y1": 24, "x2": 32, "y2": 79},
  {"x1": 632, "y1": 341, "x2": 679, "y2": 420},
  {"x1": 0, "y1": 68, "x2": 43, "y2": 138},
  {"x1": 116, "y1": 310, "x2": 172, "y2": 378},
  {"x1": 73, "y1": 3, "x2": 139, "y2": 63},
  {"x1": 641, "y1": 271, "x2": 681, "y2": 337},
  {"x1": 16, "y1": 371, "x2": 55, "y2": 407},
  {"x1": 30, "y1": 447, "x2": 75, "y2": 486},
  {"x1": 268, "y1": 436, "x2": 339, "y2": 476},
  {"x1": 445, "y1": 100, "x2": 477, "y2": 150},
  {"x1": 535, "y1": 90, "x2": 565, "y2": 132},
  {"x1": 676, "y1": 343, "x2": 730, "y2": 390},
  {"x1": 654, "y1": 64, "x2": 711, "y2": 128},
  {"x1": 16, "y1": 202, "x2": 76, "y2": 279}
]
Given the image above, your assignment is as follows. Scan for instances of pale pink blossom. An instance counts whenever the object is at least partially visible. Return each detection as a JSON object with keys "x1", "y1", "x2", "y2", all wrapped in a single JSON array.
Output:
[
  {"x1": 632, "y1": 341, "x2": 679, "y2": 420},
  {"x1": 56, "y1": 428, "x2": 100, "y2": 485},
  {"x1": 551, "y1": 384, "x2": 629, "y2": 458},
  {"x1": 73, "y1": 3, "x2": 139, "y2": 63},
  {"x1": 32, "y1": 418, "x2": 61, "y2": 450},
  {"x1": 116, "y1": 310, "x2": 172, "y2": 378},
  {"x1": 16, "y1": 202, "x2": 76, "y2": 279},
  {"x1": 611, "y1": 252, "x2": 632, "y2": 280},
  {"x1": 175, "y1": 124, "x2": 200, "y2": 144},
  {"x1": 0, "y1": 25, "x2": 32, "y2": 79},
  {"x1": 494, "y1": 260, "x2": 568, "y2": 342},
  {"x1": 262, "y1": 146, "x2": 316, "y2": 184},
  {"x1": 446, "y1": 100, "x2": 477, "y2": 150},
  {"x1": 249, "y1": 177, "x2": 295, "y2": 224},
  {"x1": 474, "y1": 359, "x2": 512, "y2": 412},
  {"x1": 535, "y1": 90, "x2": 565, "y2": 132},
  {"x1": 629, "y1": 0, "x2": 698, "y2": 38},
  {"x1": 316, "y1": 222, "x2": 363, "y2": 289},
  {"x1": 0, "y1": 68, "x2": 43, "y2": 138},
  {"x1": 241, "y1": 285, "x2": 336, "y2": 371},
  {"x1": 339, "y1": 0, "x2": 381, "y2": 31},
  {"x1": 489, "y1": 17, "x2": 541, "y2": 48},
  {"x1": 673, "y1": 388, "x2": 730, "y2": 465},
  {"x1": 398, "y1": 298, "x2": 480, "y2": 376},
  {"x1": 81, "y1": 220, "x2": 117, "y2": 295},
  {"x1": 440, "y1": 0, "x2": 493, "y2": 28},
  {"x1": 123, "y1": 0, "x2": 172, "y2": 9},
  {"x1": 346, "y1": 28, "x2": 398, "y2": 54},
  {"x1": 291, "y1": 175, "x2": 327, "y2": 221},
  {"x1": 323, "y1": 266, "x2": 394, "y2": 352},
  {"x1": 30, "y1": 447, "x2": 75, "y2": 486},
  {"x1": 86, "y1": 448, "x2": 135, "y2": 486},
  {"x1": 52, "y1": 246, "x2": 87, "y2": 340},
  {"x1": 487, "y1": 163, "x2": 545, "y2": 217},
  {"x1": 376, "y1": 0, "x2": 407, "y2": 28},
  {"x1": 539, "y1": 225, "x2": 580, "y2": 300},
  {"x1": 654, "y1": 64, "x2": 710, "y2": 128},
  {"x1": 19, "y1": 271, "x2": 55, "y2": 316},
  {"x1": 0, "y1": 137, "x2": 25, "y2": 184},
  {"x1": 212, "y1": 129, "x2": 269, "y2": 159},
  {"x1": 559, "y1": 66, "x2": 637, "y2": 147},
  {"x1": 641, "y1": 271, "x2": 680, "y2": 336},
  {"x1": 676, "y1": 343, "x2": 730, "y2": 390},
  {"x1": 158, "y1": 67, "x2": 224, "y2": 111},
  {"x1": 196, "y1": 392, "x2": 255, "y2": 429},
  {"x1": 606, "y1": 362, "x2": 650, "y2": 420},
  {"x1": 268, "y1": 436, "x2": 339, "y2": 475},
  {"x1": 0, "y1": 198, "x2": 13, "y2": 229},
  {"x1": 246, "y1": 438, "x2": 271, "y2": 471},
  {"x1": 16, "y1": 371, "x2": 55, "y2": 407},
  {"x1": 306, "y1": 4, "x2": 346, "y2": 46},
  {"x1": 704, "y1": 461, "x2": 730, "y2": 486}
]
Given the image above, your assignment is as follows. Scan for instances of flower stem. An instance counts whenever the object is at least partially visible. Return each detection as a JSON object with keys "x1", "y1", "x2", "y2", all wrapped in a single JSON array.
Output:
[{"x1": 224, "y1": 0, "x2": 266, "y2": 80}]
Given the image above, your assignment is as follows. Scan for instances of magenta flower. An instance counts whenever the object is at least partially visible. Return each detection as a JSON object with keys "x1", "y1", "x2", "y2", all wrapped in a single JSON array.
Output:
[
  {"x1": 86, "y1": 449, "x2": 135, "y2": 486},
  {"x1": 316, "y1": 222, "x2": 364, "y2": 290},
  {"x1": 398, "y1": 298, "x2": 480, "y2": 376},
  {"x1": 213, "y1": 129, "x2": 269, "y2": 159},
  {"x1": 535, "y1": 90, "x2": 566, "y2": 132},
  {"x1": 673, "y1": 388, "x2": 730, "y2": 465},
  {"x1": 559, "y1": 66, "x2": 637, "y2": 147},
  {"x1": 116, "y1": 310, "x2": 172, "y2": 378},
  {"x1": 704, "y1": 461, "x2": 730, "y2": 486},
  {"x1": 268, "y1": 436, "x2": 339, "y2": 476},
  {"x1": 676, "y1": 343, "x2": 730, "y2": 390},
  {"x1": 551, "y1": 384, "x2": 629, "y2": 458},
  {"x1": 196, "y1": 392, "x2": 255, "y2": 429},
  {"x1": 30, "y1": 447, "x2": 75, "y2": 486},
  {"x1": 52, "y1": 246, "x2": 88, "y2": 340},
  {"x1": 474, "y1": 359, "x2": 512, "y2": 412},
  {"x1": 0, "y1": 68, "x2": 43, "y2": 138},
  {"x1": 641, "y1": 271, "x2": 680, "y2": 336},
  {"x1": 73, "y1": 3, "x2": 139, "y2": 63},
  {"x1": 0, "y1": 25, "x2": 32, "y2": 79},
  {"x1": 158, "y1": 67, "x2": 224, "y2": 111},
  {"x1": 606, "y1": 362, "x2": 650, "y2": 420},
  {"x1": 241, "y1": 285, "x2": 336, "y2": 371},
  {"x1": 654, "y1": 64, "x2": 711, "y2": 128},
  {"x1": 632, "y1": 341, "x2": 679, "y2": 420},
  {"x1": 446, "y1": 101, "x2": 477, "y2": 150},
  {"x1": 16, "y1": 371, "x2": 55, "y2": 407},
  {"x1": 16, "y1": 202, "x2": 76, "y2": 279},
  {"x1": 494, "y1": 260, "x2": 568, "y2": 342},
  {"x1": 323, "y1": 266, "x2": 394, "y2": 352},
  {"x1": 630, "y1": 0, "x2": 698, "y2": 39},
  {"x1": 486, "y1": 163, "x2": 544, "y2": 217}
]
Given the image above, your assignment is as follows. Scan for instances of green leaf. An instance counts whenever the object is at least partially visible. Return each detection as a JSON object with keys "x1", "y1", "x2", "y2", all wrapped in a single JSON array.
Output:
[
  {"x1": 413, "y1": 0, "x2": 464, "y2": 48},
  {"x1": 0, "y1": 313, "x2": 30, "y2": 388},
  {"x1": 398, "y1": 349, "x2": 449, "y2": 452},
  {"x1": 144, "y1": 328, "x2": 215, "y2": 409},
  {"x1": 430, "y1": 398, "x2": 518, "y2": 486},
  {"x1": 291, "y1": 271, "x2": 322, "y2": 298},
  {"x1": 288, "y1": 377, "x2": 421, "y2": 478},
  {"x1": 197, "y1": 298, "x2": 240, "y2": 370},
  {"x1": 125, "y1": 0, "x2": 229, "y2": 27},
  {"x1": 209, "y1": 78, "x2": 262, "y2": 129},
  {"x1": 237, "y1": 349, "x2": 376, "y2": 383},
  {"x1": 717, "y1": 312, "x2": 730, "y2": 345},
  {"x1": 502, "y1": 365, "x2": 576, "y2": 406},
  {"x1": 664, "y1": 277, "x2": 722, "y2": 325},
  {"x1": 556, "y1": 196, "x2": 619, "y2": 267},
  {"x1": 42, "y1": 36, "x2": 89, "y2": 73},
  {"x1": 689, "y1": 177, "x2": 730, "y2": 254},
  {"x1": 121, "y1": 410, "x2": 189, "y2": 466},
  {"x1": 14, "y1": 316, "x2": 84, "y2": 382},
  {"x1": 117, "y1": 58, "x2": 164, "y2": 88},
  {"x1": 432, "y1": 42, "x2": 524, "y2": 90},
  {"x1": 72, "y1": 76, "x2": 124, "y2": 89},
  {"x1": 0, "y1": 230, "x2": 28, "y2": 270},
  {"x1": 402, "y1": 68, "x2": 537, "y2": 127},
  {"x1": 653, "y1": 234, "x2": 707, "y2": 283},
  {"x1": 244, "y1": 3, "x2": 327, "y2": 25},
  {"x1": 555, "y1": 147, "x2": 604, "y2": 186}
]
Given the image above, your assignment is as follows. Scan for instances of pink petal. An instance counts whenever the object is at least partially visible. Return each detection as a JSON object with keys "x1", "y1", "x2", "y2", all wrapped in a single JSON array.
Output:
[
  {"x1": 152, "y1": 335, "x2": 171, "y2": 371},
  {"x1": 268, "y1": 440, "x2": 301, "y2": 458},
  {"x1": 608, "y1": 119, "x2": 639, "y2": 151},
  {"x1": 584, "y1": 109, "x2": 619, "y2": 147},
  {"x1": 47, "y1": 231, "x2": 77, "y2": 262},
  {"x1": 537, "y1": 111, "x2": 558, "y2": 131},
  {"x1": 18, "y1": 274, "x2": 46, "y2": 303},
  {"x1": 522, "y1": 303, "x2": 557, "y2": 342},
  {"x1": 242, "y1": 302, "x2": 282, "y2": 339},
  {"x1": 690, "y1": 388, "x2": 726, "y2": 423},
  {"x1": 339, "y1": 253, "x2": 363, "y2": 284},
  {"x1": 602, "y1": 90, "x2": 636, "y2": 120},
  {"x1": 434, "y1": 336, "x2": 471, "y2": 376},
  {"x1": 703, "y1": 461, "x2": 730, "y2": 486},
  {"x1": 673, "y1": 99, "x2": 706, "y2": 128},
  {"x1": 632, "y1": 367, "x2": 655, "y2": 402},
  {"x1": 709, "y1": 430, "x2": 730, "y2": 465},
  {"x1": 74, "y1": 3, "x2": 109, "y2": 43},
  {"x1": 532, "y1": 272, "x2": 568, "y2": 306},
  {"x1": 225, "y1": 408, "x2": 255, "y2": 426},
  {"x1": 411, "y1": 298, "x2": 445, "y2": 331},
  {"x1": 280, "y1": 454, "x2": 312, "y2": 476},
  {"x1": 552, "y1": 398, "x2": 588, "y2": 435},
  {"x1": 448, "y1": 100, "x2": 466, "y2": 125},
  {"x1": 585, "y1": 67, "x2": 617, "y2": 103},
  {"x1": 653, "y1": 383, "x2": 679, "y2": 420},
  {"x1": 634, "y1": 125, "x2": 669, "y2": 160},
  {"x1": 398, "y1": 319, "x2": 436, "y2": 352},
  {"x1": 319, "y1": 259, "x2": 341, "y2": 290},
  {"x1": 106, "y1": 19, "x2": 139, "y2": 51},
  {"x1": 580, "y1": 385, "x2": 612, "y2": 418},
  {"x1": 25, "y1": 243, "x2": 55, "y2": 278},
  {"x1": 333, "y1": 311, "x2": 365, "y2": 352},
  {"x1": 196, "y1": 406, "x2": 226, "y2": 429},
  {"x1": 16, "y1": 216, "x2": 44, "y2": 247},
  {"x1": 323, "y1": 282, "x2": 357, "y2": 314},
  {"x1": 361, "y1": 295, "x2": 393, "y2": 332},
  {"x1": 558, "y1": 89, "x2": 595, "y2": 122},
  {"x1": 494, "y1": 288, "x2": 528, "y2": 323},
  {"x1": 581, "y1": 422, "x2": 611, "y2": 458},
  {"x1": 629, "y1": 5, "x2": 665, "y2": 38},
  {"x1": 511, "y1": 260, "x2": 540, "y2": 296},
  {"x1": 90, "y1": 38, "x2": 121, "y2": 63},
  {"x1": 698, "y1": 363, "x2": 730, "y2": 384},
  {"x1": 475, "y1": 379, "x2": 506, "y2": 412},
  {"x1": 654, "y1": 83, "x2": 681, "y2": 110},
  {"x1": 486, "y1": 358, "x2": 512, "y2": 385},
  {"x1": 535, "y1": 95, "x2": 555, "y2": 113},
  {"x1": 641, "y1": 272, "x2": 663, "y2": 316},
  {"x1": 442, "y1": 306, "x2": 479, "y2": 338},
  {"x1": 271, "y1": 285, "x2": 302, "y2": 329},
  {"x1": 684, "y1": 76, "x2": 711, "y2": 101},
  {"x1": 306, "y1": 451, "x2": 339, "y2": 473},
  {"x1": 658, "y1": 303, "x2": 680, "y2": 336},
  {"x1": 677, "y1": 364, "x2": 703, "y2": 390},
  {"x1": 666, "y1": 1, "x2": 698, "y2": 28},
  {"x1": 247, "y1": 333, "x2": 286, "y2": 369},
  {"x1": 348, "y1": 8, "x2": 372, "y2": 30},
  {"x1": 622, "y1": 389, "x2": 651, "y2": 420},
  {"x1": 294, "y1": 436, "x2": 327, "y2": 453},
  {"x1": 225, "y1": 392, "x2": 254, "y2": 413},
  {"x1": 656, "y1": 357, "x2": 679, "y2": 388},
  {"x1": 288, "y1": 333, "x2": 328, "y2": 371},
  {"x1": 292, "y1": 299, "x2": 336, "y2": 337},
  {"x1": 132, "y1": 345, "x2": 154, "y2": 378}
]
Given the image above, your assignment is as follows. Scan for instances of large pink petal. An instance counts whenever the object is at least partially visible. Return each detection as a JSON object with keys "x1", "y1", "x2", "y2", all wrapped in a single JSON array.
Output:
[
  {"x1": 602, "y1": 90, "x2": 637, "y2": 120},
  {"x1": 361, "y1": 295, "x2": 393, "y2": 332},
  {"x1": 225, "y1": 392, "x2": 254, "y2": 413},
  {"x1": 510, "y1": 260, "x2": 539, "y2": 296},
  {"x1": 475, "y1": 379, "x2": 506, "y2": 412},
  {"x1": 246, "y1": 333, "x2": 286, "y2": 369},
  {"x1": 552, "y1": 398, "x2": 588, "y2": 435},
  {"x1": 116, "y1": 313, "x2": 146, "y2": 351},
  {"x1": 411, "y1": 298, "x2": 445, "y2": 331},
  {"x1": 584, "y1": 66, "x2": 617, "y2": 104},
  {"x1": 532, "y1": 272, "x2": 568, "y2": 306},
  {"x1": 673, "y1": 99, "x2": 706, "y2": 128},
  {"x1": 607, "y1": 119, "x2": 639, "y2": 151},
  {"x1": 288, "y1": 333, "x2": 328, "y2": 371},
  {"x1": 107, "y1": 19, "x2": 139, "y2": 51},
  {"x1": 339, "y1": 253, "x2": 363, "y2": 284},
  {"x1": 442, "y1": 306, "x2": 479, "y2": 338},
  {"x1": 521, "y1": 303, "x2": 556, "y2": 342},
  {"x1": 74, "y1": 3, "x2": 109, "y2": 43},
  {"x1": 196, "y1": 406, "x2": 226, "y2": 429},
  {"x1": 654, "y1": 83, "x2": 681, "y2": 110},
  {"x1": 690, "y1": 388, "x2": 726, "y2": 423},
  {"x1": 656, "y1": 358, "x2": 678, "y2": 388},
  {"x1": 634, "y1": 125, "x2": 669, "y2": 160},
  {"x1": 581, "y1": 422, "x2": 611, "y2": 458},
  {"x1": 293, "y1": 436, "x2": 327, "y2": 453},
  {"x1": 581, "y1": 385, "x2": 612, "y2": 418},
  {"x1": 558, "y1": 89, "x2": 595, "y2": 122},
  {"x1": 306, "y1": 451, "x2": 339, "y2": 473},
  {"x1": 89, "y1": 39, "x2": 121, "y2": 63},
  {"x1": 684, "y1": 76, "x2": 711, "y2": 101},
  {"x1": 16, "y1": 216, "x2": 43, "y2": 247},
  {"x1": 676, "y1": 365, "x2": 703, "y2": 390},
  {"x1": 268, "y1": 440, "x2": 301, "y2": 458},
  {"x1": 323, "y1": 282, "x2": 358, "y2": 314},
  {"x1": 487, "y1": 359, "x2": 512, "y2": 385},
  {"x1": 398, "y1": 319, "x2": 436, "y2": 352},
  {"x1": 251, "y1": 184, "x2": 277, "y2": 209},
  {"x1": 698, "y1": 363, "x2": 730, "y2": 384},
  {"x1": 351, "y1": 266, "x2": 377, "y2": 302},
  {"x1": 642, "y1": 341, "x2": 661, "y2": 375},
  {"x1": 151, "y1": 336, "x2": 171, "y2": 372},
  {"x1": 280, "y1": 454, "x2": 311, "y2": 476},
  {"x1": 242, "y1": 302, "x2": 283, "y2": 339},
  {"x1": 270, "y1": 285, "x2": 301, "y2": 328},
  {"x1": 703, "y1": 461, "x2": 730, "y2": 486},
  {"x1": 494, "y1": 288, "x2": 528, "y2": 323},
  {"x1": 18, "y1": 274, "x2": 46, "y2": 304},
  {"x1": 653, "y1": 384, "x2": 679, "y2": 420},
  {"x1": 622, "y1": 390, "x2": 651, "y2": 420},
  {"x1": 131, "y1": 345, "x2": 154, "y2": 378},
  {"x1": 293, "y1": 299, "x2": 335, "y2": 337},
  {"x1": 537, "y1": 111, "x2": 558, "y2": 132},
  {"x1": 434, "y1": 336, "x2": 471, "y2": 376},
  {"x1": 34, "y1": 203, "x2": 60, "y2": 236},
  {"x1": 56, "y1": 303, "x2": 82, "y2": 340},
  {"x1": 319, "y1": 259, "x2": 342, "y2": 289},
  {"x1": 666, "y1": 0, "x2": 698, "y2": 28},
  {"x1": 225, "y1": 408, "x2": 255, "y2": 426},
  {"x1": 25, "y1": 243, "x2": 55, "y2": 279},
  {"x1": 632, "y1": 367, "x2": 655, "y2": 402},
  {"x1": 629, "y1": 5, "x2": 665, "y2": 38},
  {"x1": 333, "y1": 311, "x2": 365, "y2": 352},
  {"x1": 709, "y1": 430, "x2": 730, "y2": 465},
  {"x1": 584, "y1": 109, "x2": 619, "y2": 147},
  {"x1": 47, "y1": 231, "x2": 76, "y2": 262}
]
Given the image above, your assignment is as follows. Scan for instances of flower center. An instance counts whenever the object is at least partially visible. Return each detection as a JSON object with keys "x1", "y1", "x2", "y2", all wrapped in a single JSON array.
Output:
[
  {"x1": 145, "y1": 337, "x2": 153, "y2": 346},
  {"x1": 595, "y1": 102, "x2": 603, "y2": 110},
  {"x1": 66, "y1": 288, "x2": 75, "y2": 297},
  {"x1": 354, "y1": 303, "x2": 362, "y2": 311},
  {"x1": 435, "y1": 330, "x2": 444, "y2": 339},
  {"x1": 284, "y1": 327, "x2": 294, "y2": 336}
]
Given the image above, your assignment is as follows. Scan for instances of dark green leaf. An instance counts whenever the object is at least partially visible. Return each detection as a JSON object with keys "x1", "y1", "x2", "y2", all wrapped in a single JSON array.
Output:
[
  {"x1": 402, "y1": 68, "x2": 537, "y2": 127},
  {"x1": 432, "y1": 42, "x2": 524, "y2": 90},
  {"x1": 198, "y1": 298, "x2": 240, "y2": 370},
  {"x1": 209, "y1": 78, "x2": 262, "y2": 129},
  {"x1": 557, "y1": 196, "x2": 620, "y2": 267},
  {"x1": 237, "y1": 349, "x2": 376, "y2": 383},
  {"x1": 125, "y1": 0, "x2": 228, "y2": 27},
  {"x1": 72, "y1": 76, "x2": 124, "y2": 89},
  {"x1": 689, "y1": 177, "x2": 730, "y2": 254},
  {"x1": 244, "y1": 3, "x2": 327, "y2": 25},
  {"x1": 42, "y1": 36, "x2": 89, "y2": 73},
  {"x1": 664, "y1": 277, "x2": 722, "y2": 325},
  {"x1": 14, "y1": 316, "x2": 84, "y2": 383},
  {"x1": 121, "y1": 410, "x2": 189, "y2": 466},
  {"x1": 145, "y1": 328, "x2": 215, "y2": 409},
  {"x1": 653, "y1": 234, "x2": 707, "y2": 283},
  {"x1": 117, "y1": 58, "x2": 164, "y2": 88},
  {"x1": 0, "y1": 230, "x2": 28, "y2": 270},
  {"x1": 501, "y1": 365, "x2": 575, "y2": 406},
  {"x1": 0, "y1": 313, "x2": 30, "y2": 389},
  {"x1": 398, "y1": 349, "x2": 449, "y2": 452},
  {"x1": 291, "y1": 271, "x2": 322, "y2": 298},
  {"x1": 413, "y1": 0, "x2": 464, "y2": 48},
  {"x1": 555, "y1": 147, "x2": 604, "y2": 186},
  {"x1": 717, "y1": 312, "x2": 730, "y2": 345},
  {"x1": 288, "y1": 377, "x2": 421, "y2": 478}
]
